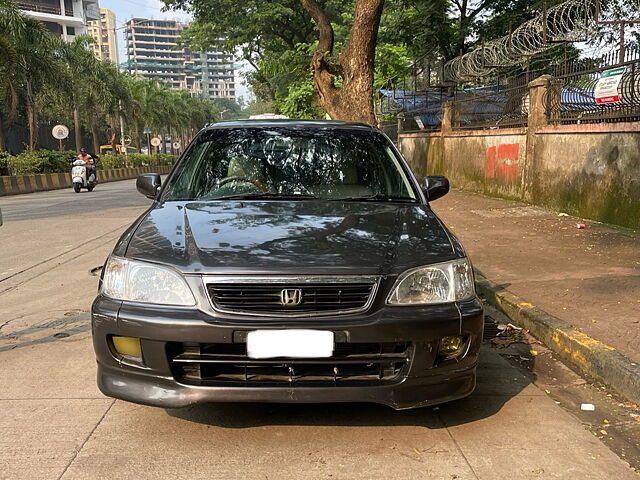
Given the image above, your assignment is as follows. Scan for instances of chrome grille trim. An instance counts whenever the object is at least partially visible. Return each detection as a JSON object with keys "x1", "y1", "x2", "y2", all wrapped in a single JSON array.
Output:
[{"x1": 201, "y1": 275, "x2": 381, "y2": 317}]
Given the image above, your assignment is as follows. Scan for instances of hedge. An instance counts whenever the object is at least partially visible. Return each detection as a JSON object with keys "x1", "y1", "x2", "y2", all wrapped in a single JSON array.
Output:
[{"x1": 0, "y1": 150, "x2": 177, "y2": 176}]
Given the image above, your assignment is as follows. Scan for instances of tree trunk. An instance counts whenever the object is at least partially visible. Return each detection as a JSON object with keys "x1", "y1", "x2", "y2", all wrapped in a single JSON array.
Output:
[
  {"x1": 109, "y1": 114, "x2": 118, "y2": 154},
  {"x1": 0, "y1": 82, "x2": 18, "y2": 152},
  {"x1": 73, "y1": 107, "x2": 82, "y2": 151},
  {"x1": 26, "y1": 80, "x2": 38, "y2": 150},
  {"x1": 134, "y1": 125, "x2": 141, "y2": 153},
  {"x1": 90, "y1": 118, "x2": 100, "y2": 155},
  {"x1": 300, "y1": 0, "x2": 385, "y2": 123}
]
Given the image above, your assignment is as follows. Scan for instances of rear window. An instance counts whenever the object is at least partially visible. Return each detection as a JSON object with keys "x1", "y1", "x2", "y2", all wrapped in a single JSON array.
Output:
[{"x1": 162, "y1": 128, "x2": 417, "y2": 201}]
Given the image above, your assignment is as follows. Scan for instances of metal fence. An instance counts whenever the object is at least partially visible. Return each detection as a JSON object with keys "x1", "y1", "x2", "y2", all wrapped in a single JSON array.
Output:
[
  {"x1": 452, "y1": 76, "x2": 532, "y2": 130},
  {"x1": 380, "y1": 46, "x2": 640, "y2": 132},
  {"x1": 544, "y1": 47, "x2": 640, "y2": 124}
]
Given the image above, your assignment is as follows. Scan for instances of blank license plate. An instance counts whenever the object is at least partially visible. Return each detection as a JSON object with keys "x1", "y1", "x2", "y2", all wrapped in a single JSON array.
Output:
[{"x1": 246, "y1": 330, "x2": 334, "y2": 359}]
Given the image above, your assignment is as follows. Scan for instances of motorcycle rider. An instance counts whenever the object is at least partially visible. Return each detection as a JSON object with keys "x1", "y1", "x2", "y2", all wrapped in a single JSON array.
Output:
[{"x1": 77, "y1": 148, "x2": 96, "y2": 181}]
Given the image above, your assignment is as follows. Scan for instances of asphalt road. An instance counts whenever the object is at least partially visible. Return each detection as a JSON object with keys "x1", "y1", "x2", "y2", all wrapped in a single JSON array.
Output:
[{"x1": 0, "y1": 181, "x2": 637, "y2": 479}]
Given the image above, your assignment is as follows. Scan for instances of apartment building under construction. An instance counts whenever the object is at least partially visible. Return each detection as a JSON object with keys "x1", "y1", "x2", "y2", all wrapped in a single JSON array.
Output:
[{"x1": 124, "y1": 18, "x2": 235, "y2": 100}]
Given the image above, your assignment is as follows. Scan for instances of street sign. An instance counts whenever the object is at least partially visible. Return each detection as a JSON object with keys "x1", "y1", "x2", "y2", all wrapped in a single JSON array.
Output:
[
  {"x1": 143, "y1": 127, "x2": 152, "y2": 134},
  {"x1": 594, "y1": 67, "x2": 625, "y2": 104},
  {"x1": 172, "y1": 141, "x2": 181, "y2": 150},
  {"x1": 52, "y1": 124, "x2": 69, "y2": 140},
  {"x1": 120, "y1": 135, "x2": 132, "y2": 146},
  {"x1": 150, "y1": 137, "x2": 161, "y2": 147}
]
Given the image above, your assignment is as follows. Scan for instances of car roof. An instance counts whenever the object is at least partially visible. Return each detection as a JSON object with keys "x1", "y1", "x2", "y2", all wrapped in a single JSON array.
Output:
[{"x1": 203, "y1": 119, "x2": 377, "y2": 131}]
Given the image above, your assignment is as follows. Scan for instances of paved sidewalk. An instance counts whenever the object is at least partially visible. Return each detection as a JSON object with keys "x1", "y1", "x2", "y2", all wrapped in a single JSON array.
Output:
[{"x1": 433, "y1": 190, "x2": 640, "y2": 364}]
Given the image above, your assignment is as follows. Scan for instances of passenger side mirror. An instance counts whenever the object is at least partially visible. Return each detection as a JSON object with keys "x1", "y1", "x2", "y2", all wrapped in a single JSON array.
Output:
[
  {"x1": 137, "y1": 173, "x2": 161, "y2": 199},
  {"x1": 422, "y1": 175, "x2": 449, "y2": 202}
]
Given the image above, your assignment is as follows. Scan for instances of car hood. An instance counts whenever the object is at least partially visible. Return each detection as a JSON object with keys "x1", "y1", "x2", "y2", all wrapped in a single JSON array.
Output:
[{"x1": 123, "y1": 201, "x2": 458, "y2": 275}]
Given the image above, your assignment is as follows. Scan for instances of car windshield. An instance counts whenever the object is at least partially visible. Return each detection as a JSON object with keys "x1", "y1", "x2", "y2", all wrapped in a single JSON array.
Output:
[{"x1": 161, "y1": 127, "x2": 417, "y2": 202}]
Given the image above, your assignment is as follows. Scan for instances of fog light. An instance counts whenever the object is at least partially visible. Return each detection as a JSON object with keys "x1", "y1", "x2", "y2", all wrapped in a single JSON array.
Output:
[
  {"x1": 438, "y1": 335, "x2": 465, "y2": 357},
  {"x1": 112, "y1": 336, "x2": 142, "y2": 358}
]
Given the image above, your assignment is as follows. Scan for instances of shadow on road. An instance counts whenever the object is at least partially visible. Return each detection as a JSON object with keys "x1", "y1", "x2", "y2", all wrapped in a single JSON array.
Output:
[{"x1": 166, "y1": 347, "x2": 535, "y2": 429}]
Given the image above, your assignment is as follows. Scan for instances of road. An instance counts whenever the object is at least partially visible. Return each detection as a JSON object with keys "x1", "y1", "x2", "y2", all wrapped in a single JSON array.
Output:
[{"x1": 0, "y1": 181, "x2": 637, "y2": 479}]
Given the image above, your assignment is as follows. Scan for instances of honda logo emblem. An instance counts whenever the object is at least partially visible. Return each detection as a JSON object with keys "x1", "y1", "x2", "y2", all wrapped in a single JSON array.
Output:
[{"x1": 280, "y1": 288, "x2": 302, "y2": 306}]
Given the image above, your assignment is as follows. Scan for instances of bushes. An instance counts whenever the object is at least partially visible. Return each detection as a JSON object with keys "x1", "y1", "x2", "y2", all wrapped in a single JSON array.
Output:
[
  {"x1": 0, "y1": 151, "x2": 10, "y2": 176},
  {"x1": 4, "y1": 150, "x2": 76, "y2": 175},
  {"x1": 99, "y1": 153, "x2": 177, "y2": 169},
  {"x1": 0, "y1": 150, "x2": 177, "y2": 175}
]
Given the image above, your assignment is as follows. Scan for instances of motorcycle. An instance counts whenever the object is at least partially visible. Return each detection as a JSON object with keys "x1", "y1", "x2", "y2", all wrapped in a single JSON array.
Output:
[{"x1": 70, "y1": 155, "x2": 98, "y2": 193}]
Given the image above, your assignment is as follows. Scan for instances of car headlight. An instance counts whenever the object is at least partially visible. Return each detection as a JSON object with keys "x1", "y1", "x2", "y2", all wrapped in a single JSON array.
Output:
[
  {"x1": 387, "y1": 258, "x2": 475, "y2": 305},
  {"x1": 101, "y1": 256, "x2": 196, "y2": 306}
]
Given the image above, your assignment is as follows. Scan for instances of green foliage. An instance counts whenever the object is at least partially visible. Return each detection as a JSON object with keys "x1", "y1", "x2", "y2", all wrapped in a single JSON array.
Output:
[
  {"x1": 0, "y1": 149, "x2": 176, "y2": 175},
  {"x1": 99, "y1": 153, "x2": 177, "y2": 169},
  {"x1": 0, "y1": 0, "x2": 221, "y2": 153},
  {"x1": 245, "y1": 99, "x2": 277, "y2": 116},
  {"x1": 0, "y1": 150, "x2": 10, "y2": 175},
  {"x1": 278, "y1": 77, "x2": 325, "y2": 119},
  {"x1": 5, "y1": 149, "x2": 75, "y2": 175}
]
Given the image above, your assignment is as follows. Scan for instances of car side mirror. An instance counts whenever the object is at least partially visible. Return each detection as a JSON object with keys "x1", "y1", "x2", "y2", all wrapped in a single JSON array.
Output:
[
  {"x1": 137, "y1": 173, "x2": 161, "y2": 199},
  {"x1": 422, "y1": 175, "x2": 449, "y2": 202}
]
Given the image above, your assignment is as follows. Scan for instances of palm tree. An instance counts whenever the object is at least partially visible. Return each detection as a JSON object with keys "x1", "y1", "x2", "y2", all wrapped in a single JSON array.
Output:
[
  {"x1": 57, "y1": 36, "x2": 100, "y2": 150},
  {"x1": 0, "y1": 0, "x2": 24, "y2": 150},
  {"x1": 1, "y1": 1, "x2": 222, "y2": 156}
]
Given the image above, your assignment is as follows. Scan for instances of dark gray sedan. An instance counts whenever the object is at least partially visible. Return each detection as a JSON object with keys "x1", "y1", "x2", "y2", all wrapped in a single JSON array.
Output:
[{"x1": 91, "y1": 120, "x2": 483, "y2": 409}]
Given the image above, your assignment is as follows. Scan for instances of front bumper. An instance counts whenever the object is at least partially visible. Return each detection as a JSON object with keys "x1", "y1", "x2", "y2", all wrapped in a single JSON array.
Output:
[{"x1": 91, "y1": 296, "x2": 484, "y2": 410}]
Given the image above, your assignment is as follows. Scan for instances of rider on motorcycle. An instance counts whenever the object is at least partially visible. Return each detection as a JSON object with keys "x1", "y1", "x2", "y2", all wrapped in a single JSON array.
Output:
[{"x1": 77, "y1": 148, "x2": 96, "y2": 181}]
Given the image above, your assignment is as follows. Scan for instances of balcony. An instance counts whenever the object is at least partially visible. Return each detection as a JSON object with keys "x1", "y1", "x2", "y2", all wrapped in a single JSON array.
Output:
[{"x1": 17, "y1": 1, "x2": 73, "y2": 17}]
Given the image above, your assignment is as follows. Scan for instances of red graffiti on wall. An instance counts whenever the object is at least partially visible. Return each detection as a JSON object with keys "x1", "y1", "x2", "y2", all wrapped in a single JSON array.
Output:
[{"x1": 485, "y1": 143, "x2": 519, "y2": 181}]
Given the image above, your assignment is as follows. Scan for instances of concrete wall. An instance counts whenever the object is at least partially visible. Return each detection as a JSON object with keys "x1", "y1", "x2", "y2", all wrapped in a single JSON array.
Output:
[
  {"x1": 531, "y1": 125, "x2": 640, "y2": 229},
  {"x1": 398, "y1": 122, "x2": 640, "y2": 229},
  {"x1": 399, "y1": 78, "x2": 640, "y2": 233}
]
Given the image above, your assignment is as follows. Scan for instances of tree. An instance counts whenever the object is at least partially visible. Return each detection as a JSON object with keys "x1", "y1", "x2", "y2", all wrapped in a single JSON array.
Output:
[
  {"x1": 299, "y1": 0, "x2": 385, "y2": 122},
  {"x1": 57, "y1": 36, "x2": 100, "y2": 150},
  {"x1": 0, "y1": 0, "x2": 22, "y2": 150},
  {"x1": 164, "y1": 0, "x2": 387, "y2": 122},
  {"x1": 17, "y1": 19, "x2": 59, "y2": 149}
]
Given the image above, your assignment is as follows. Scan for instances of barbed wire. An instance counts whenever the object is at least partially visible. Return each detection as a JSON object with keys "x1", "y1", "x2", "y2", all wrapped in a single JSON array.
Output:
[{"x1": 445, "y1": 0, "x2": 598, "y2": 81}]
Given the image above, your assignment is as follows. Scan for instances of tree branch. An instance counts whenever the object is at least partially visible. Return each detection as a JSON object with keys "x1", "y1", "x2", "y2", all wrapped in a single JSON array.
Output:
[
  {"x1": 299, "y1": 0, "x2": 334, "y2": 54},
  {"x1": 469, "y1": 0, "x2": 492, "y2": 20}
]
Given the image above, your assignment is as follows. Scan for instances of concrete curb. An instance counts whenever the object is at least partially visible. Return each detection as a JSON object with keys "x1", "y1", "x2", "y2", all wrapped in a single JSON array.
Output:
[
  {"x1": 0, "y1": 165, "x2": 173, "y2": 197},
  {"x1": 476, "y1": 272, "x2": 640, "y2": 406}
]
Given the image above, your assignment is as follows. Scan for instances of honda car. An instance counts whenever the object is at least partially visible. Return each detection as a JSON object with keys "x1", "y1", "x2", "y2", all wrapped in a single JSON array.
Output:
[{"x1": 91, "y1": 120, "x2": 483, "y2": 410}]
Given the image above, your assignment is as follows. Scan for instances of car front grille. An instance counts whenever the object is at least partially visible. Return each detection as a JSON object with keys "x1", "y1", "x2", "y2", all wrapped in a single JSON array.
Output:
[
  {"x1": 206, "y1": 278, "x2": 378, "y2": 316},
  {"x1": 167, "y1": 342, "x2": 411, "y2": 386}
]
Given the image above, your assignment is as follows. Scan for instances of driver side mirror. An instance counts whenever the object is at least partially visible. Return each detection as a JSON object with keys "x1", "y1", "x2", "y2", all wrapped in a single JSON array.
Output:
[
  {"x1": 422, "y1": 175, "x2": 449, "y2": 202},
  {"x1": 137, "y1": 173, "x2": 161, "y2": 199}
]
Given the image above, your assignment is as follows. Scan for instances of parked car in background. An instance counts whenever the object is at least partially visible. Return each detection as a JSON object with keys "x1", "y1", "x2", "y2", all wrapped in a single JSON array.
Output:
[{"x1": 91, "y1": 120, "x2": 484, "y2": 409}]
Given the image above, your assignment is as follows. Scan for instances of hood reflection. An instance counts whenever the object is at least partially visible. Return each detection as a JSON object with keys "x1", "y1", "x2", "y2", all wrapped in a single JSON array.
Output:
[{"x1": 125, "y1": 201, "x2": 456, "y2": 275}]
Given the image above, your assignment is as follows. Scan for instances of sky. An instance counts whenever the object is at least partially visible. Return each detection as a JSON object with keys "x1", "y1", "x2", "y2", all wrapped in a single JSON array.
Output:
[{"x1": 103, "y1": 0, "x2": 250, "y2": 100}]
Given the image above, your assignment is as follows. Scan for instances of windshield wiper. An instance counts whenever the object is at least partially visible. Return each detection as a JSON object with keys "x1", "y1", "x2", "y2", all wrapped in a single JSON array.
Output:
[
  {"x1": 200, "y1": 192, "x2": 319, "y2": 201},
  {"x1": 330, "y1": 193, "x2": 417, "y2": 203}
]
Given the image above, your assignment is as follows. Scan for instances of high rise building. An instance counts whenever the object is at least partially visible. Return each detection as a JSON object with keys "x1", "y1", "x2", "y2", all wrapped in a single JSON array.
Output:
[
  {"x1": 87, "y1": 8, "x2": 119, "y2": 63},
  {"x1": 124, "y1": 18, "x2": 235, "y2": 100},
  {"x1": 17, "y1": 0, "x2": 100, "y2": 40}
]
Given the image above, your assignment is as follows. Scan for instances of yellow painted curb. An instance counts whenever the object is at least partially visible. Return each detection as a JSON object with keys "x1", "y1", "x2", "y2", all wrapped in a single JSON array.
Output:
[
  {"x1": 0, "y1": 165, "x2": 173, "y2": 197},
  {"x1": 476, "y1": 271, "x2": 640, "y2": 405}
]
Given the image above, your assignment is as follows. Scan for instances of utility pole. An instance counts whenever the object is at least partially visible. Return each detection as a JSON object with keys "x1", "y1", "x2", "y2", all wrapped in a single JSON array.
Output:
[{"x1": 119, "y1": 100, "x2": 127, "y2": 162}]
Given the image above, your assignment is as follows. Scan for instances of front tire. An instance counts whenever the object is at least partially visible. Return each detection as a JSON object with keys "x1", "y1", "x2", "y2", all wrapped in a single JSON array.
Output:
[{"x1": 73, "y1": 183, "x2": 81, "y2": 193}]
